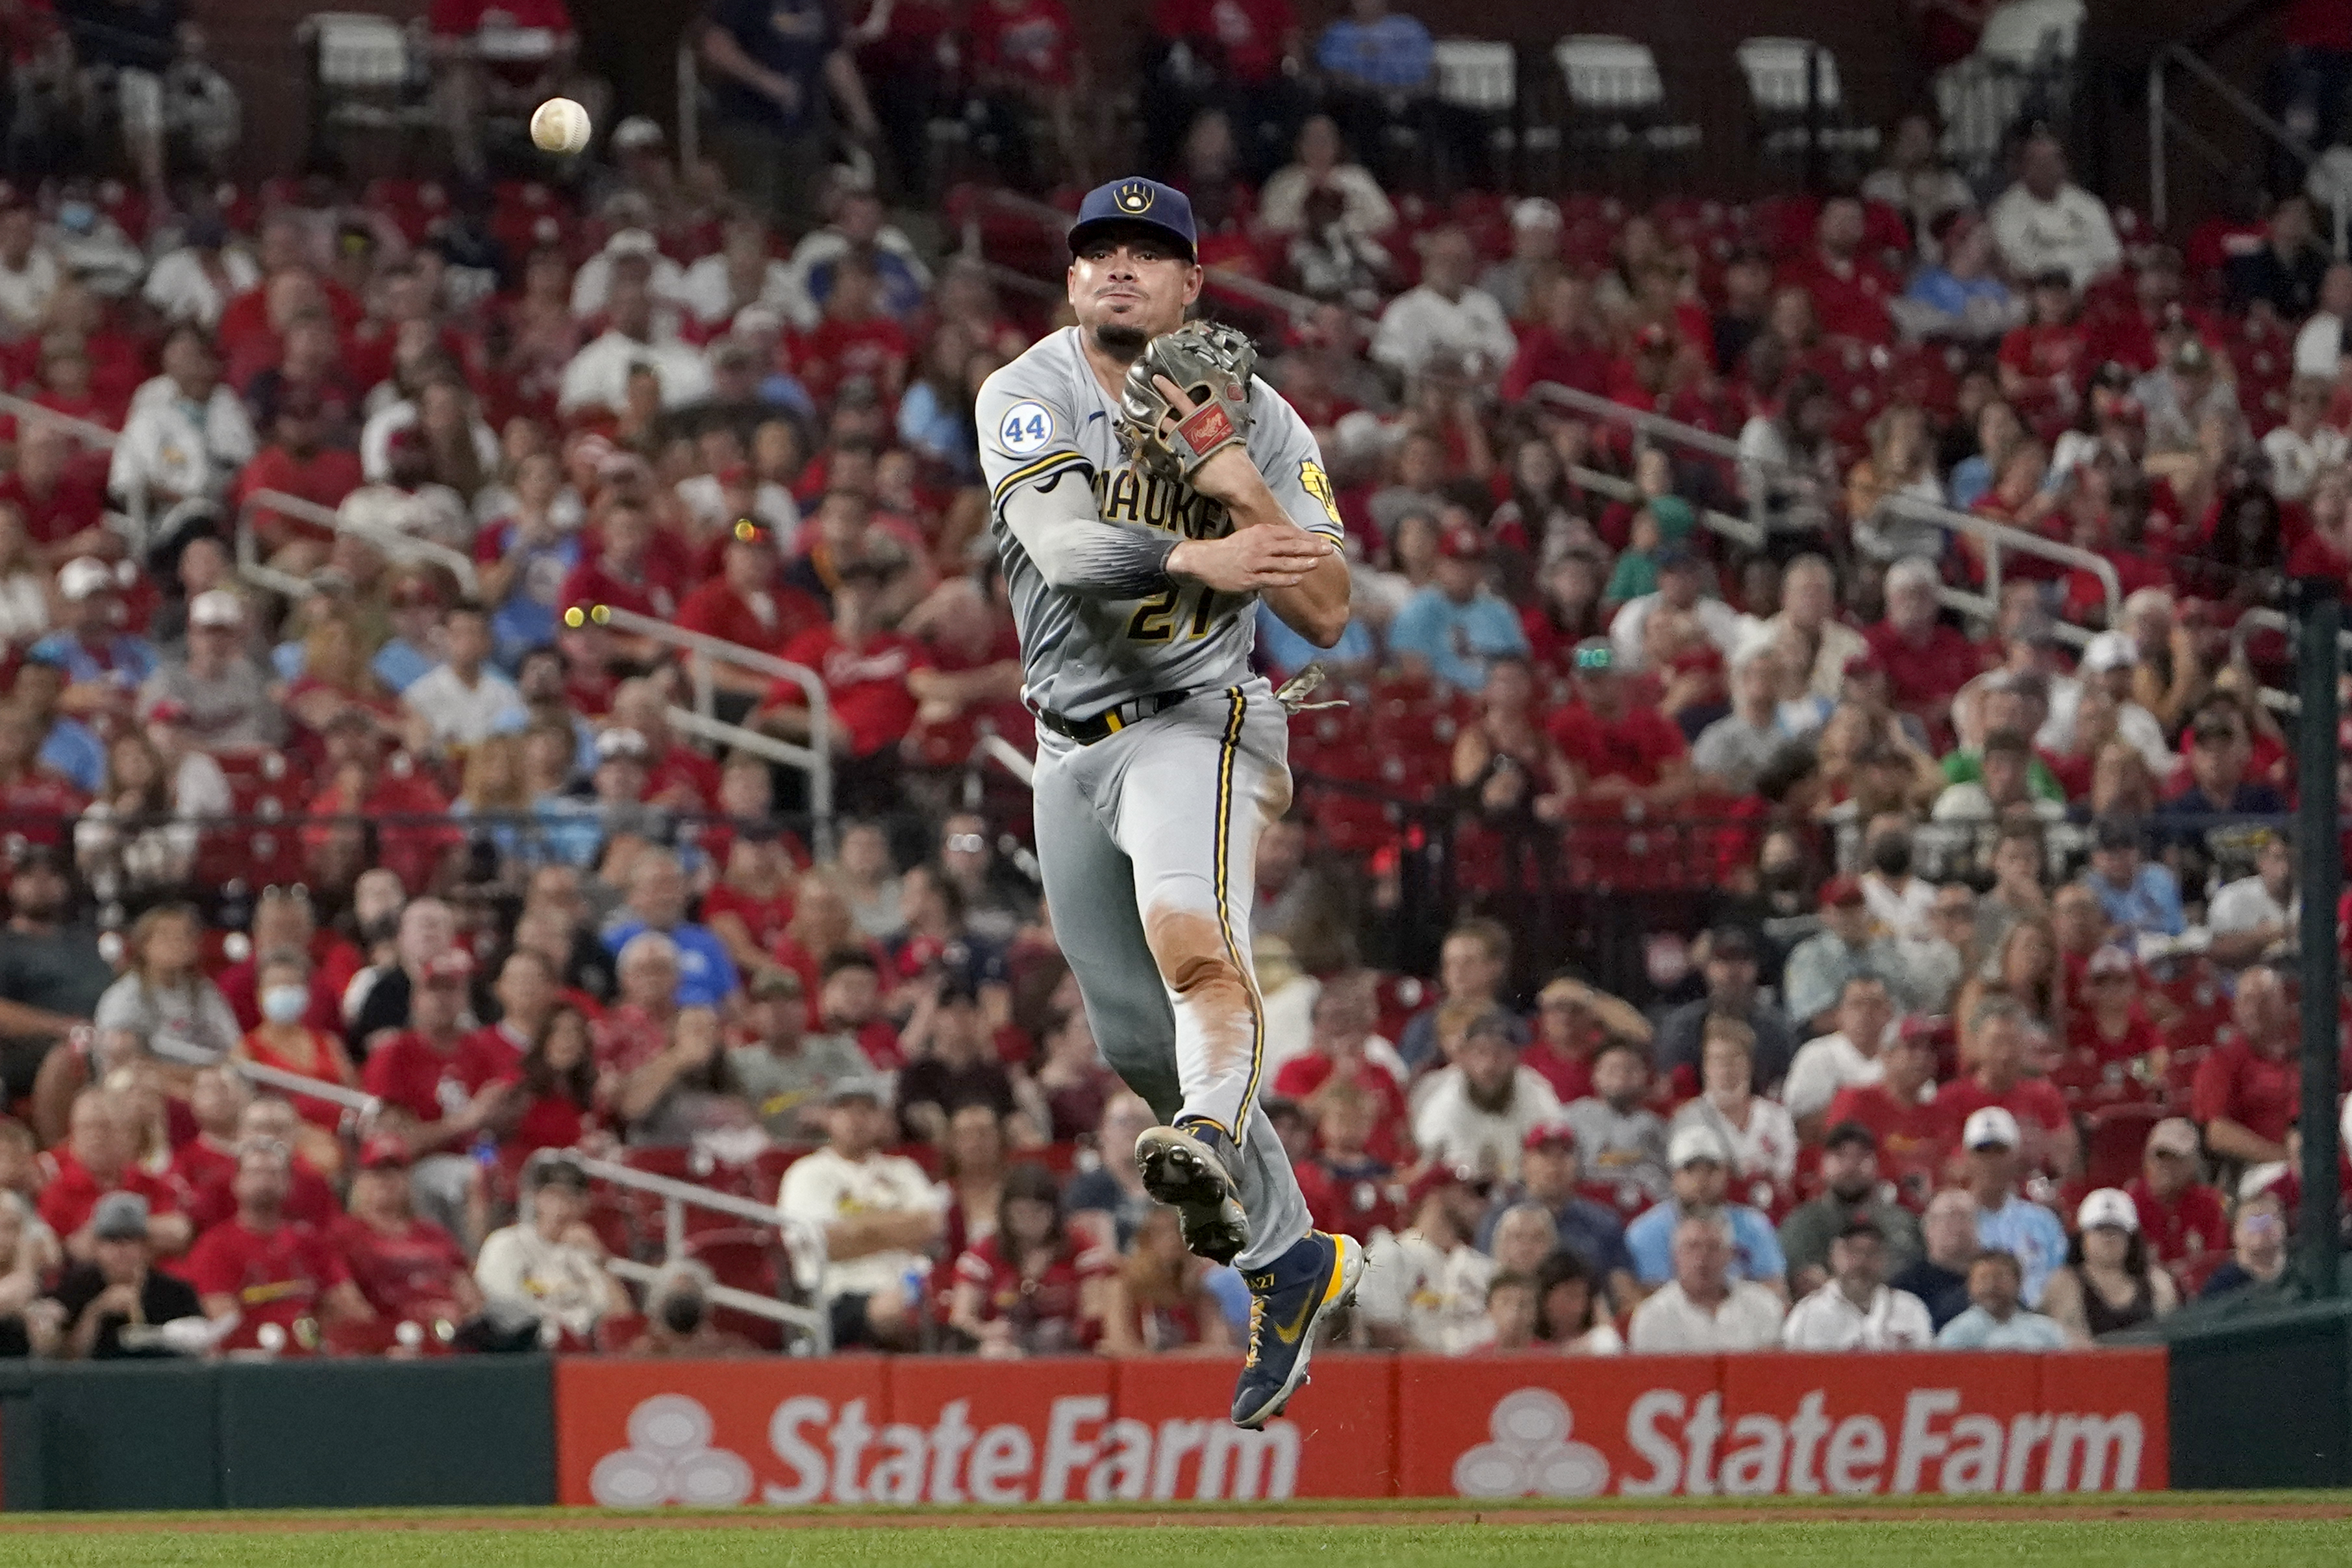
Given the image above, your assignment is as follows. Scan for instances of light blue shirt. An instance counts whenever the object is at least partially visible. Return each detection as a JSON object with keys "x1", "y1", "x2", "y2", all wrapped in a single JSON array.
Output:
[
  {"x1": 2089, "y1": 862, "x2": 2186, "y2": 940},
  {"x1": 1625, "y1": 1201, "x2": 1788, "y2": 1286},
  {"x1": 1949, "y1": 454, "x2": 1995, "y2": 512},
  {"x1": 371, "y1": 638, "x2": 436, "y2": 695},
  {"x1": 1317, "y1": 14, "x2": 1433, "y2": 89},
  {"x1": 603, "y1": 918, "x2": 743, "y2": 1009},
  {"x1": 1386, "y1": 585, "x2": 1529, "y2": 693},
  {"x1": 38, "y1": 717, "x2": 105, "y2": 793},
  {"x1": 1254, "y1": 600, "x2": 1375, "y2": 682},
  {"x1": 1935, "y1": 1304, "x2": 2071, "y2": 1349},
  {"x1": 1905, "y1": 268, "x2": 2012, "y2": 319},
  {"x1": 29, "y1": 631, "x2": 156, "y2": 691},
  {"x1": 1974, "y1": 1193, "x2": 2070, "y2": 1307}
]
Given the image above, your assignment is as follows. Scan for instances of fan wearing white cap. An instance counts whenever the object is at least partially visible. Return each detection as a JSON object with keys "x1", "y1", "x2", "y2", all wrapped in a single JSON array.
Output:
[
  {"x1": 2037, "y1": 1187, "x2": 2179, "y2": 1339},
  {"x1": 1956, "y1": 1099, "x2": 2069, "y2": 1308},
  {"x1": 27, "y1": 557, "x2": 156, "y2": 721},
  {"x1": 136, "y1": 588, "x2": 282, "y2": 751},
  {"x1": 1621, "y1": 1123, "x2": 1789, "y2": 1299},
  {"x1": 1477, "y1": 198, "x2": 1564, "y2": 322}
]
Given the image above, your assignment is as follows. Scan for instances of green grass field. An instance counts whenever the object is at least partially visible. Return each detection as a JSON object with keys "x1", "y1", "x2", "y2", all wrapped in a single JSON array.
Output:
[{"x1": 8, "y1": 1497, "x2": 2352, "y2": 1567}]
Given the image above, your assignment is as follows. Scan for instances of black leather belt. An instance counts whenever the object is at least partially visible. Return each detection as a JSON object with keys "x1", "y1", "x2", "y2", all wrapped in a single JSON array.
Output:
[{"x1": 1031, "y1": 688, "x2": 1196, "y2": 745}]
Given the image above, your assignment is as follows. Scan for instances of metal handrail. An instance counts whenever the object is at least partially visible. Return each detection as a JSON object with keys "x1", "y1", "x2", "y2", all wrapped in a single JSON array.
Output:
[
  {"x1": 0, "y1": 390, "x2": 118, "y2": 449},
  {"x1": 568, "y1": 1150, "x2": 831, "y2": 1352},
  {"x1": 971, "y1": 728, "x2": 1035, "y2": 788},
  {"x1": 590, "y1": 604, "x2": 834, "y2": 859},
  {"x1": 237, "y1": 490, "x2": 482, "y2": 596},
  {"x1": 1565, "y1": 462, "x2": 1765, "y2": 551},
  {"x1": 2150, "y1": 43, "x2": 2342, "y2": 253},
  {"x1": 231, "y1": 1059, "x2": 380, "y2": 1120},
  {"x1": 605, "y1": 1256, "x2": 819, "y2": 1344},
  {"x1": 1879, "y1": 493, "x2": 2121, "y2": 633},
  {"x1": 1529, "y1": 380, "x2": 1790, "y2": 541}
]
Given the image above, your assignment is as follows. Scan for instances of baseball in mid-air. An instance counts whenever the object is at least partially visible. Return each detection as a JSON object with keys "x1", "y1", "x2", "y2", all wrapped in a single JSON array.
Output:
[{"x1": 531, "y1": 97, "x2": 592, "y2": 155}]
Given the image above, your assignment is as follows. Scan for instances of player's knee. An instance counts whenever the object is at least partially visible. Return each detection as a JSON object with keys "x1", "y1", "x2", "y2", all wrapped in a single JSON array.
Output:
[{"x1": 1144, "y1": 905, "x2": 1244, "y2": 999}]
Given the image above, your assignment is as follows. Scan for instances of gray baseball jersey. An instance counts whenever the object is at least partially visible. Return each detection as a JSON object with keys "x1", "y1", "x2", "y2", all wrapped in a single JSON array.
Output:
[{"x1": 974, "y1": 326, "x2": 1345, "y2": 719}]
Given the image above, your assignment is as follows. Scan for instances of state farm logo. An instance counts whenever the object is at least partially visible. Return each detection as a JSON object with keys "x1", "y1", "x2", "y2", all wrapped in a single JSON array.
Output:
[
  {"x1": 588, "y1": 1393, "x2": 1302, "y2": 1506},
  {"x1": 1449, "y1": 1386, "x2": 2149, "y2": 1498},
  {"x1": 591, "y1": 1397, "x2": 755, "y2": 1506},
  {"x1": 1453, "y1": 1389, "x2": 1608, "y2": 1499}
]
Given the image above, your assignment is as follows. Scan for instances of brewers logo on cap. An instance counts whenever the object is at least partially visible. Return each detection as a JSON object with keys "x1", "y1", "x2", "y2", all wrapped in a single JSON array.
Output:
[{"x1": 1115, "y1": 182, "x2": 1155, "y2": 214}]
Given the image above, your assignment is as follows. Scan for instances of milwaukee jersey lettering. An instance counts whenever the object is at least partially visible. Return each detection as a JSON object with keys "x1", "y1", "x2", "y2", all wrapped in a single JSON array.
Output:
[{"x1": 976, "y1": 327, "x2": 1344, "y2": 719}]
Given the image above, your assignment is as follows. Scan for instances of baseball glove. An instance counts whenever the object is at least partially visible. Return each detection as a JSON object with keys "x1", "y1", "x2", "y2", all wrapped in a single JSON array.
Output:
[{"x1": 1118, "y1": 321, "x2": 1258, "y2": 483}]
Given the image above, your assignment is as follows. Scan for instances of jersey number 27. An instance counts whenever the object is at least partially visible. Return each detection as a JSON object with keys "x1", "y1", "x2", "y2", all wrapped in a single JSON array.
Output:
[{"x1": 1127, "y1": 586, "x2": 1219, "y2": 642}]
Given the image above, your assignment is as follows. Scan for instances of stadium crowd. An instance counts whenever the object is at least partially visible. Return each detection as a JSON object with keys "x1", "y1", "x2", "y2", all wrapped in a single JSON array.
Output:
[{"x1": 0, "y1": 0, "x2": 2344, "y2": 1363}]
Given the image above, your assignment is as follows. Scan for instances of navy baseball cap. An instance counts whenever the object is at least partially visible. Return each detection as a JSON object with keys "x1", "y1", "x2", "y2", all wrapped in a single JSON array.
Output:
[{"x1": 1068, "y1": 178, "x2": 1197, "y2": 261}]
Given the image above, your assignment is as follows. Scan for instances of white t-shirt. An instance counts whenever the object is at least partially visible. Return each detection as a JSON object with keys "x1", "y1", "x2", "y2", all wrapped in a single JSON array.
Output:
[
  {"x1": 679, "y1": 254, "x2": 817, "y2": 330},
  {"x1": 777, "y1": 1147, "x2": 945, "y2": 1298},
  {"x1": 1355, "y1": 1231, "x2": 1494, "y2": 1354},
  {"x1": 2207, "y1": 875, "x2": 2294, "y2": 946},
  {"x1": 1411, "y1": 1066, "x2": 1564, "y2": 1183},
  {"x1": 2294, "y1": 312, "x2": 2345, "y2": 380},
  {"x1": 1370, "y1": 282, "x2": 1520, "y2": 380},
  {"x1": 1627, "y1": 1279, "x2": 1786, "y2": 1352},
  {"x1": 2264, "y1": 423, "x2": 2347, "y2": 502},
  {"x1": 0, "y1": 247, "x2": 58, "y2": 333},
  {"x1": 1862, "y1": 872, "x2": 1938, "y2": 947},
  {"x1": 404, "y1": 663, "x2": 529, "y2": 749},
  {"x1": 557, "y1": 330, "x2": 715, "y2": 415},
  {"x1": 1783, "y1": 1030, "x2": 1884, "y2": 1123},
  {"x1": 674, "y1": 473, "x2": 802, "y2": 542},
  {"x1": 1780, "y1": 1282, "x2": 1935, "y2": 1350},
  {"x1": 474, "y1": 1223, "x2": 612, "y2": 1340},
  {"x1": 1669, "y1": 1095, "x2": 1798, "y2": 1185}
]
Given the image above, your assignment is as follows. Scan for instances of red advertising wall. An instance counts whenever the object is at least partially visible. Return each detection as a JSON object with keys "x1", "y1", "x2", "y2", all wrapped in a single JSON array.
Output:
[{"x1": 555, "y1": 1349, "x2": 2166, "y2": 1506}]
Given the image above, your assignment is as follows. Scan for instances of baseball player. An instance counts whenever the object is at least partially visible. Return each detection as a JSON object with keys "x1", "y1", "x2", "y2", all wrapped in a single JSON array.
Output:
[{"x1": 975, "y1": 177, "x2": 1360, "y2": 1429}]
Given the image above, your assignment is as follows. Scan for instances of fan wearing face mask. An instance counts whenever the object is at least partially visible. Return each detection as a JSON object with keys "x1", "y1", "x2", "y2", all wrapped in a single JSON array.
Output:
[{"x1": 231, "y1": 949, "x2": 360, "y2": 1137}]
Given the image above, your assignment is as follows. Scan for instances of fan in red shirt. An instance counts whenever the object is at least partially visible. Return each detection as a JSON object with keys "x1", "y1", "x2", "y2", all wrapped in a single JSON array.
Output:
[
  {"x1": 1936, "y1": 1000, "x2": 2078, "y2": 1178},
  {"x1": 2057, "y1": 945, "x2": 2166, "y2": 1108},
  {"x1": 2188, "y1": 964, "x2": 2299, "y2": 1167},
  {"x1": 946, "y1": 1165, "x2": 1113, "y2": 1355},
  {"x1": 1863, "y1": 558, "x2": 1991, "y2": 726},
  {"x1": 488, "y1": 1002, "x2": 604, "y2": 1165},
  {"x1": 168, "y1": 1066, "x2": 250, "y2": 1217},
  {"x1": 360, "y1": 951, "x2": 508, "y2": 1161},
  {"x1": 1290, "y1": 1078, "x2": 1400, "y2": 1244},
  {"x1": 2126, "y1": 1115, "x2": 2231, "y2": 1288},
  {"x1": 673, "y1": 519, "x2": 829, "y2": 676},
  {"x1": 1501, "y1": 274, "x2": 1615, "y2": 402},
  {"x1": 1545, "y1": 640, "x2": 1692, "y2": 803},
  {"x1": 41, "y1": 1089, "x2": 190, "y2": 1260},
  {"x1": 0, "y1": 419, "x2": 110, "y2": 559},
  {"x1": 227, "y1": 393, "x2": 364, "y2": 553},
  {"x1": 182, "y1": 1093, "x2": 344, "y2": 1234},
  {"x1": 183, "y1": 1142, "x2": 373, "y2": 1352},
  {"x1": 460, "y1": 948, "x2": 560, "y2": 1094},
  {"x1": 214, "y1": 885, "x2": 366, "y2": 1034},
  {"x1": 702, "y1": 832, "x2": 801, "y2": 965},
  {"x1": 603, "y1": 678, "x2": 725, "y2": 812},
  {"x1": 558, "y1": 498, "x2": 686, "y2": 636},
  {"x1": 1997, "y1": 271, "x2": 2094, "y2": 420},
  {"x1": 970, "y1": 0, "x2": 1079, "y2": 88},
  {"x1": 1823, "y1": 1019, "x2": 1947, "y2": 1209},
  {"x1": 299, "y1": 712, "x2": 462, "y2": 895},
  {"x1": 328, "y1": 1137, "x2": 484, "y2": 1323},
  {"x1": 757, "y1": 560, "x2": 931, "y2": 803},
  {"x1": 1523, "y1": 976, "x2": 1644, "y2": 1104},
  {"x1": 1269, "y1": 983, "x2": 1413, "y2": 1163},
  {"x1": 792, "y1": 257, "x2": 912, "y2": 406},
  {"x1": 1776, "y1": 195, "x2": 1897, "y2": 346}
]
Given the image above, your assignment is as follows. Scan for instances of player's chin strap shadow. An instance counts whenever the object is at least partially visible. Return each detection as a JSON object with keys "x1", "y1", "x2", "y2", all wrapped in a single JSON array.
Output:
[{"x1": 1273, "y1": 664, "x2": 1348, "y2": 714}]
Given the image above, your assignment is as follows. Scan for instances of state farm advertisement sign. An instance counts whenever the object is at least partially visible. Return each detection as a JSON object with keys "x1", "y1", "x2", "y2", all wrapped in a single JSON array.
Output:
[
  {"x1": 555, "y1": 1353, "x2": 1396, "y2": 1506},
  {"x1": 555, "y1": 1350, "x2": 2164, "y2": 1508},
  {"x1": 1397, "y1": 1350, "x2": 2167, "y2": 1498}
]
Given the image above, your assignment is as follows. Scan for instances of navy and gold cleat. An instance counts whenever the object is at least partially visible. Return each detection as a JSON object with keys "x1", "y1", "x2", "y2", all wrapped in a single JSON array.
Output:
[
  {"x1": 1133, "y1": 1120, "x2": 1249, "y2": 1265},
  {"x1": 1231, "y1": 1230, "x2": 1364, "y2": 1430}
]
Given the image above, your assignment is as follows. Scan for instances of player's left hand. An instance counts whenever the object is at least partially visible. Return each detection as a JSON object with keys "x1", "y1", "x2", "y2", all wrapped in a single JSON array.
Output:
[{"x1": 1153, "y1": 375, "x2": 1266, "y2": 507}]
